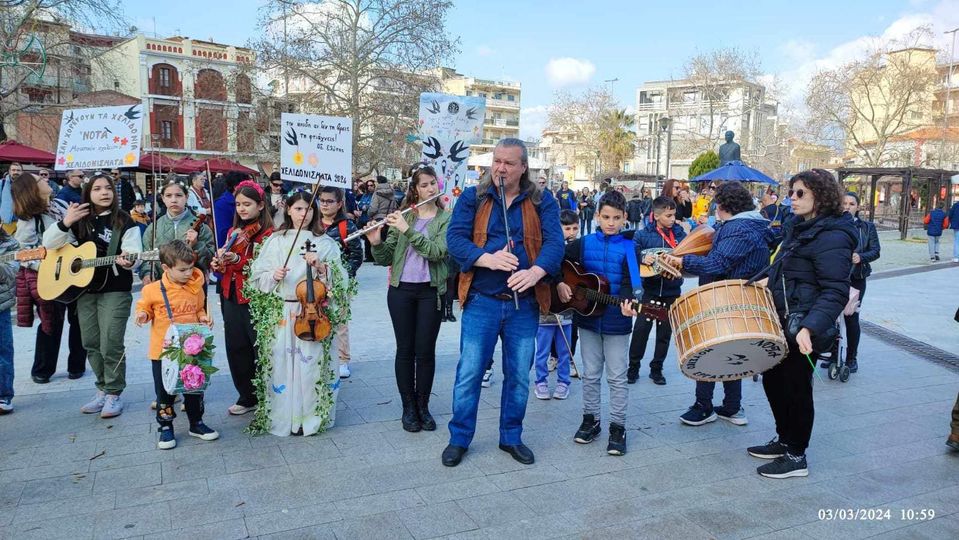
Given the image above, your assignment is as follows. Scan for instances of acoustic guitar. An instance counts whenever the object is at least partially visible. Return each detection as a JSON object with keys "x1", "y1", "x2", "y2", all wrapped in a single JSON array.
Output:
[
  {"x1": 550, "y1": 259, "x2": 669, "y2": 320},
  {"x1": 0, "y1": 246, "x2": 47, "y2": 265},
  {"x1": 38, "y1": 242, "x2": 160, "y2": 303}
]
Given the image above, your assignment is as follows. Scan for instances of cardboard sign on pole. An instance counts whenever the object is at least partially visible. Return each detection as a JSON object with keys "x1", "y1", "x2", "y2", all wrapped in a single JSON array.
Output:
[
  {"x1": 55, "y1": 103, "x2": 144, "y2": 171},
  {"x1": 417, "y1": 93, "x2": 485, "y2": 194},
  {"x1": 280, "y1": 113, "x2": 353, "y2": 187}
]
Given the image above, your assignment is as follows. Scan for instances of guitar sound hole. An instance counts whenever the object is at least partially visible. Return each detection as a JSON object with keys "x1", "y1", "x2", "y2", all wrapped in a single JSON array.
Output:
[{"x1": 70, "y1": 258, "x2": 83, "y2": 273}]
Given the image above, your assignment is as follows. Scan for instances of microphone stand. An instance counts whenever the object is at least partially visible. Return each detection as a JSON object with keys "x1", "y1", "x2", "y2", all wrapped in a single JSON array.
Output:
[{"x1": 497, "y1": 176, "x2": 520, "y2": 310}]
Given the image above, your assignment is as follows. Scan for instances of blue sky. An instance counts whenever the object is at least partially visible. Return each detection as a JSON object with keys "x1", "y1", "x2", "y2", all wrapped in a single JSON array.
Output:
[{"x1": 126, "y1": 0, "x2": 959, "y2": 138}]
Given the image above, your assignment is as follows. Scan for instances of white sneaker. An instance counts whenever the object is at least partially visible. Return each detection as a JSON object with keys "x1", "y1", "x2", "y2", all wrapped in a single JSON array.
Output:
[
  {"x1": 481, "y1": 369, "x2": 493, "y2": 388},
  {"x1": 100, "y1": 394, "x2": 123, "y2": 418},
  {"x1": 953, "y1": 258, "x2": 958, "y2": 263},
  {"x1": 0, "y1": 398, "x2": 12, "y2": 414},
  {"x1": 80, "y1": 391, "x2": 106, "y2": 414},
  {"x1": 339, "y1": 364, "x2": 351, "y2": 378},
  {"x1": 534, "y1": 382, "x2": 551, "y2": 400},
  {"x1": 716, "y1": 407, "x2": 748, "y2": 426}
]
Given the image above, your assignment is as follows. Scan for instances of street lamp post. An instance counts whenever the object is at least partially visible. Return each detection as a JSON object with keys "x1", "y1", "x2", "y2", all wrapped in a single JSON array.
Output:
[
  {"x1": 940, "y1": 27, "x2": 958, "y2": 171},
  {"x1": 656, "y1": 116, "x2": 671, "y2": 178}
]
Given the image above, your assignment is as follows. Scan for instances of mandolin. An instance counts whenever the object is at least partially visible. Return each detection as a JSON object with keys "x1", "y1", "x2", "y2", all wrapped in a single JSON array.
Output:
[
  {"x1": 38, "y1": 242, "x2": 160, "y2": 303},
  {"x1": 549, "y1": 259, "x2": 669, "y2": 320}
]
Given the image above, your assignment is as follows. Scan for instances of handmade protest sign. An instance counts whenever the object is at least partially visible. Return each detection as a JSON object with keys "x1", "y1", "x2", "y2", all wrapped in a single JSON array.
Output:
[
  {"x1": 416, "y1": 93, "x2": 485, "y2": 195},
  {"x1": 55, "y1": 104, "x2": 143, "y2": 171},
  {"x1": 280, "y1": 113, "x2": 353, "y2": 187}
]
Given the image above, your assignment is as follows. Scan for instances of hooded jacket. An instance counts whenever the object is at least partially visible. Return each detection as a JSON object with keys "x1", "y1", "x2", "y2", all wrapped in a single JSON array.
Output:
[
  {"x1": 769, "y1": 213, "x2": 857, "y2": 341},
  {"x1": 682, "y1": 210, "x2": 772, "y2": 284},
  {"x1": 369, "y1": 183, "x2": 398, "y2": 221}
]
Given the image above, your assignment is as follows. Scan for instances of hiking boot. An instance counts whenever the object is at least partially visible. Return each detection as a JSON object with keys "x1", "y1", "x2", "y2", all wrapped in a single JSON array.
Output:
[
  {"x1": 649, "y1": 370, "x2": 666, "y2": 385},
  {"x1": 188, "y1": 422, "x2": 220, "y2": 441},
  {"x1": 747, "y1": 438, "x2": 788, "y2": 459},
  {"x1": 481, "y1": 369, "x2": 493, "y2": 388},
  {"x1": 679, "y1": 402, "x2": 717, "y2": 426},
  {"x1": 100, "y1": 394, "x2": 123, "y2": 418},
  {"x1": 757, "y1": 453, "x2": 808, "y2": 479},
  {"x1": 400, "y1": 393, "x2": 421, "y2": 432},
  {"x1": 715, "y1": 406, "x2": 748, "y2": 426},
  {"x1": 607, "y1": 422, "x2": 627, "y2": 456},
  {"x1": 416, "y1": 392, "x2": 436, "y2": 431},
  {"x1": 534, "y1": 382, "x2": 550, "y2": 400},
  {"x1": 552, "y1": 383, "x2": 569, "y2": 400},
  {"x1": 80, "y1": 391, "x2": 106, "y2": 414},
  {"x1": 573, "y1": 414, "x2": 601, "y2": 444},
  {"x1": 157, "y1": 426, "x2": 176, "y2": 450}
]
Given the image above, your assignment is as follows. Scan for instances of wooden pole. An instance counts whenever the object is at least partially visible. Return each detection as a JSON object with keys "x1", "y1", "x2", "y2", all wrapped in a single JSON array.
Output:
[{"x1": 205, "y1": 161, "x2": 219, "y2": 248}]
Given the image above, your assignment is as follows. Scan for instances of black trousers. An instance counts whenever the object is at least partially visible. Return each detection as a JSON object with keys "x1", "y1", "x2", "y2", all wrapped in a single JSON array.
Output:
[
  {"x1": 762, "y1": 346, "x2": 815, "y2": 454},
  {"x1": 151, "y1": 360, "x2": 203, "y2": 427},
  {"x1": 387, "y1": 283, "x2": 443, "y2": 396},
  {"x1": 844, "y1": 278, "x2": 867, "y2": 361},
  {"x1": 220, "y1": 296, "x2": 258, "y2": 407},
  {"x1": 31, "y1": 301, "x2": 86, "y2": 379},
  {"x1": 628, "y1": 295, "x2": 677, "y2": 372}
]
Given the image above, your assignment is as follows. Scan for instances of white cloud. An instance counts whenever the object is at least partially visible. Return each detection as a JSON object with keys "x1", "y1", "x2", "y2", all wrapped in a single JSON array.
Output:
[
  {"x1": 545, "y1": 57, "x2": 596, "y2": 87},
  {"x1": 773, "y1": 0, "x2": 959, "y2": 111},
  {"x1": 520, "y1": 104, "x2": 550, "y2": 140},
  {"x1": 476, "y1": 44, "x2": 495, "y2": 57}
]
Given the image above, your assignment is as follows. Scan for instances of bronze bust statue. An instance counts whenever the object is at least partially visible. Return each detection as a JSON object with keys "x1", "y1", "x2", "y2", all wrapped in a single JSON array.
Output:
[{"x1": 718, "y1": 131, "x2": 741, "y2": 165}]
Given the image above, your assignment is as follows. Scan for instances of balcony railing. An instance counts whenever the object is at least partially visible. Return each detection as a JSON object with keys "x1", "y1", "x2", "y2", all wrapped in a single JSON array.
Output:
[
  {"x1": 486, "y1": 97, "x2": 520, "y2": 109},
  {"x1": 485, "y1": 118, "x2": 520, "y2": 127}
]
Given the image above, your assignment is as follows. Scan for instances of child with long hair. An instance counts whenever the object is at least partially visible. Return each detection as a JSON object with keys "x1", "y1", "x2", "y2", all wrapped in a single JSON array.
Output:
[
  {"x1": 12, "y1": 172, "x2": 86, "y2": 383},
  {"x1": 250, "y1": 190, "x2": 345, "y2": 435},
  {"x1": 209, "y1": 180, "x2": 273, "y2": 415},
  {"x1": 141, "y1": 180, "x2": 214, "y2": 286},
  {"x1": 315, "y1": 186, "x2": 362, "y2": 378},
  {"x1": 366, "y1": 165, "x2": 449, "y2": 432},
  {"x1": 42, "y1": 173, "x2": 142, "y2": 418}
]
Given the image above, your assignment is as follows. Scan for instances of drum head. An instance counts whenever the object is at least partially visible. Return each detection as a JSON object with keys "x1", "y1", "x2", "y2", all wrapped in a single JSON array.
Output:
[{"x1": 679, "y1": 334, "x2": 787, "y2": 382}]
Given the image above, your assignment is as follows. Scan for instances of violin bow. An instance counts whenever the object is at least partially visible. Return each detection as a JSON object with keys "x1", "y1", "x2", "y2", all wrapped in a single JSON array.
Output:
[
  {"x1": 272, "y1": 180, "x2": 323, "y2": 294},
  {"x1": 204, "y1": 161, "x2": 219, "y2": 248}
]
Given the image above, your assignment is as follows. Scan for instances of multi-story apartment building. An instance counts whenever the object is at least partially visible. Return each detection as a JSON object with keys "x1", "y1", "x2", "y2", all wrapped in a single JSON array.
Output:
[
  {"x1": 439, "y1": 68, "x2": 521, "y2": 155},
  {"x1": 91, "y1": 34, "x2": 261, "y2": 164},
  {"x1": 2, "y1": 18, "x2": 124, "y2": 140},
  {"x1": 634, "y1": 78, "x2": 777, "y2": 179}
]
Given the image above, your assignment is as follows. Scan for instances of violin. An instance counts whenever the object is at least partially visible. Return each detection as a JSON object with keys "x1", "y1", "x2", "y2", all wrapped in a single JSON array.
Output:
[
  {"x1": 190, "y1": 213, "x2": 208, "y2": 232},
  {"x1": 293, "y1": 239, "x2": 331, "y2": 342},
  {"x1": 213, "y1": 222, "x2": 262, "y2": 269}
]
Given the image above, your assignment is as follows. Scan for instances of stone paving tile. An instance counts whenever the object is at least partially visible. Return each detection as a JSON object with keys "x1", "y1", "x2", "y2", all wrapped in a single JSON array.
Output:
[
  {"x1": 0, "y1": 512, "x2": 97, "y2": 539},
  {"x1": 243, "y1": 503, "x2": 342, "y2": 536},
  {"x1": 92, "y1": 501, "x2": 172, "y2": 539},
  {"x1": 334, "y1": 488, "x2": 427, "y2": 519},
  {"x1": 330, "y1": 511, "x2": 414, "y2": 540},
  {"x1": 93, "y1": 462, "x2": 162, "y2": 493},
  {"x1": 400, "y1": 500, "x2": 479, "y2": 539},
  {"x1": 19, "y1": 472, "x2": 95, "y2": 505},
  {"x1": 143, "y1": 518, "x2": 250, "y2": 540}
]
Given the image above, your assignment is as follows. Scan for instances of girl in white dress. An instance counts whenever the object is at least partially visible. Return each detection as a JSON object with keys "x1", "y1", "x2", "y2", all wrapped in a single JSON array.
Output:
[{"x1": 250, "y1": 190, "x2": 346, "y2": 436}]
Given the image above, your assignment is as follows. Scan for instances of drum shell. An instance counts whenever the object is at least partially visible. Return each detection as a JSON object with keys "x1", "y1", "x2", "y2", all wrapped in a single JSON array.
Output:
[{"x1": 669, "y1": 279, "x2": 787, "y2": 382}]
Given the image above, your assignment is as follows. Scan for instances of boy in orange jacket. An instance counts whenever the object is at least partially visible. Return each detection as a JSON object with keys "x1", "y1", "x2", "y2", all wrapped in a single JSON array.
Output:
[{"x1": 135, "y1": 240, "x2": 217, "y2": 449}]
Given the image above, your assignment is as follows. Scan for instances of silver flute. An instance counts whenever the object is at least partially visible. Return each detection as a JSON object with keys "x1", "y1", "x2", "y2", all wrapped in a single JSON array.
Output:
[{"x1": 344, "y1": 193, "x2": 443, "y2": 242}]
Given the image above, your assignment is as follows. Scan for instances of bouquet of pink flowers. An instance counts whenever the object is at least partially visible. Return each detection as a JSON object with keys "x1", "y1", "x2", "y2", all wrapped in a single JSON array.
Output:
[{"x1": 159, "y1": 324, "x2": 217, "y2": 394}]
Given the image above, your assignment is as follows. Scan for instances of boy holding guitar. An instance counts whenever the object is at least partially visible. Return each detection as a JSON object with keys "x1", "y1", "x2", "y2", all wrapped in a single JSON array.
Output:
[
  {"x1": 42, "y1": 173, "x2": 141, "y2": 418},
  {"x1": 556, "y1": 190, "x2": 641, "y2": 456}
]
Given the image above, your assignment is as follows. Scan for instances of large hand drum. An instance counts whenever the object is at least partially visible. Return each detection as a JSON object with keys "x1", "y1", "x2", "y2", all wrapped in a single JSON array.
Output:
[{"x1": 669, "y1": 279, "x2": 787, "y2": 382}]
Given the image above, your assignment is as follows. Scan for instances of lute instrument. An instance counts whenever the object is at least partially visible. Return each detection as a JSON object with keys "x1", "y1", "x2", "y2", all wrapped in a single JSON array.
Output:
[{"x1": 641, "y1": 224, "x2": 715, "y2": 278}]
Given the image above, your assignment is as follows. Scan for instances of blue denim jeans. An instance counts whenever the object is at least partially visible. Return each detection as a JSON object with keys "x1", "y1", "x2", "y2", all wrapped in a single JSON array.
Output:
[
  {"x1": 534, "y1": 324, "x2": 572, "y2": 386},
  {"x1": 0, "y1": 309, "x2": 13, "y2": 400},
  {"x1": 694, "y1": 379, "x2": 741, "y2": 412},
  {"x1": 448, "y1": 292, "x2": 538, "y2": 447}
]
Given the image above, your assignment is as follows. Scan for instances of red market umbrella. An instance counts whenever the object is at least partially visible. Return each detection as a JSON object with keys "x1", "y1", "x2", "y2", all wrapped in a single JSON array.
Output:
[
  {"x1": 136, "y1": 153, "x2": 179, "y2": 173},
  {"x1": 173, "y1": 157, "x2": 207, "y2": 174},
  {"x1": 204, "y1": 157, "x2": 257, "y2": 176},
  {"x1": 0, "y1": 140, "x2": 56, "y2": 165}
]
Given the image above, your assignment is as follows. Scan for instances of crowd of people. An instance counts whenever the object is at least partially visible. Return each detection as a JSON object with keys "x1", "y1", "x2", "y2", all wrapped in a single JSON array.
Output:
[{"x1": 0, "y1": 137, "x2": 957, "y2": 478}]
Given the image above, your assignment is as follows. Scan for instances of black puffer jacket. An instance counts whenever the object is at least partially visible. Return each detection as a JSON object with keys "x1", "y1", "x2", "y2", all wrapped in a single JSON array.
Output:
[
  {"x1": 769, "y1": 213, "x2": 857, "y2": 341},
  {"x1": 850, "y1": 216, "x2": 880, "y2": 280}
]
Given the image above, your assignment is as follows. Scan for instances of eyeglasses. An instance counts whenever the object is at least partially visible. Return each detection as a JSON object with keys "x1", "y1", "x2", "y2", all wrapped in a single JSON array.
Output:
[
  {"x1": 789, "y1": 189, "x2": 807, "y2": 199},
  {"x1": 318, "y1": 198, "x2": 338, "y2": 205},
  {"x1": 538, "y1": 181, "x2": 547, "y2": 186},
  {"x1": 39, "y1": 173, "x2": 49, "y2": 177}
]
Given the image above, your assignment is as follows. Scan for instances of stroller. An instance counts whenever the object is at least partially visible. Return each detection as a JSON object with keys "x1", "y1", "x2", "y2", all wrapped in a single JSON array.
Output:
[{"x1": 820, "y1": 285, "x2": 860, "y2": 383}]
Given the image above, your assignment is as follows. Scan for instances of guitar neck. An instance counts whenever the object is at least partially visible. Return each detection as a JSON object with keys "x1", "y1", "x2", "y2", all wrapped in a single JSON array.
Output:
[
  {"x1": 577, "y1": 286, "x2": 630, "y2": 307},
  {"x1": 81, "y1": 251, "x2": 155, "y2": 269}
]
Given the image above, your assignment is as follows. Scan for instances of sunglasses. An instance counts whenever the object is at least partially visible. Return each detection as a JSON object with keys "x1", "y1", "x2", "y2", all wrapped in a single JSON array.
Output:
[
  {"x1": 789, "y1": 189, "x2": 807, "y2": 199},
  {"x1": 271, "y1": 183, "x2": 283, "y2": 188},
  {"x1": 39, "y1": 173, "x2": 49, "y2": 177}
]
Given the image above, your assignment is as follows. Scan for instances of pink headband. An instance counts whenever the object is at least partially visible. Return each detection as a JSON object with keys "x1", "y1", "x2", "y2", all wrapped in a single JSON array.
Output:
[{"x1": 235, "y1": 180, "x2": 264, "y2": 198}]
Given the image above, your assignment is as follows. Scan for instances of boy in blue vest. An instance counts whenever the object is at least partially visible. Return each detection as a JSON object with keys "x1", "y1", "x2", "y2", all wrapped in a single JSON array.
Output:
[
  {"x1": 924, "y1": 204, "x2": 949, "y2": 261},
  {"x1": 628, "y1": 196, "x2": 686, "y2": 385},
  {"x1": 556, "y1": 191, "x2": 640, "y2": 455}
]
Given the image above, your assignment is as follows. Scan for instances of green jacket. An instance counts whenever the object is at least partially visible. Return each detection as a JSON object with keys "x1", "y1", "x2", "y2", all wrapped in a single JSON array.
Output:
[
  {"x1": 140, "y1": 210, "x2": 215, "y2": 280},
  {"x1": 371, "y1": 209, "x2": 450, "y2": 300}
]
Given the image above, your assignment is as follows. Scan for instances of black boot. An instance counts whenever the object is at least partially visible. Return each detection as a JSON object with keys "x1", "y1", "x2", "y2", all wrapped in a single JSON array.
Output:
[
  {"x1": 445, "y1": 304, "x2": 456, "y2": 323},
  {"x1": 400, "y1": 393, "x2": 421, "y2": 432},
  {"x1": 416, "y1": 392, "x2": 436, "y2": 431}
]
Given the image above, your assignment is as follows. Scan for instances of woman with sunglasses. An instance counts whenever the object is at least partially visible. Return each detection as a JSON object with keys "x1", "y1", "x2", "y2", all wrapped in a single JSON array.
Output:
[{"x1": 748, "y1": 169, "x2": 857, "y2": 479}]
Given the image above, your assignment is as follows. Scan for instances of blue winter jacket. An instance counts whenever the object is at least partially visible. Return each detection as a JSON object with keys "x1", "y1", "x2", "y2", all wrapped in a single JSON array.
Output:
[
  {"x1": 949, "y1": 202, "x2": 959, "y2": 231},
  {"x1": 564, "y1": 230, "x2": 638, "y2": 335},
  {"x1": 633, "y1": 221, "x2": 686, "y2": 298},
  {"x1": 683, "y1": 211, "x2": 773, "y2": 285},
  {"x1": 926, "y1": 208, "x2": 947, "y2": 237}
]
